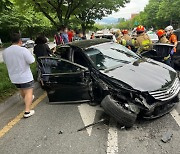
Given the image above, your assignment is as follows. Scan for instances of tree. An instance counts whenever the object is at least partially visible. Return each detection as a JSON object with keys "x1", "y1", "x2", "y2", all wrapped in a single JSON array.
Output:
[
  {"x1": 0, "y1": 0, "x2": 12, "y2": 12},
  {"x1": 0, "y1": 1, "x2": 53, "y2": 41},
  {"x1": 74, "y1": 0, "x2": 130, "y2": 34},
  {"x1": 16, "y1": 0, "x2": 129, "y2": 30},
  {"x1": 117, "y1": 0, "x2": 180, "y2": 30},
  {"x1": 157, "y1": 0, "x2": 180, "y2": 28}
]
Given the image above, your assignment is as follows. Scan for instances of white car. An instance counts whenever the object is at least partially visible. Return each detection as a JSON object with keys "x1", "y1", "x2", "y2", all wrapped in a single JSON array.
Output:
[
  {"x1": 147, "y1": 32, "x2": 158, "y2": 43},
  {"x1": 0, "y1": 38, "x2": 2, "y2": 47},
  {"x1": 22, "y1": 38, "x2": 35, "y2": 48},
  {"x1": 95, "y1": 33, "x2": 116, "y2": 42}
]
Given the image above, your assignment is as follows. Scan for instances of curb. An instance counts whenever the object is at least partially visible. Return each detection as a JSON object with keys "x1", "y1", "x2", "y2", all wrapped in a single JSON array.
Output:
[{"x1": 0, "y1": 82, "x2": 41, "y2": 115}]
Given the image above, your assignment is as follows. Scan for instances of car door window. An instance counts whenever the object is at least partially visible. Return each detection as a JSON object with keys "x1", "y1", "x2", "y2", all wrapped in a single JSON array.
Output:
[
  {"x1": 56, "y1": 46, "x2": 72, "y2": 61},
  {"x1": 38, "y1": 57, "x2": 84, "y2": 74},
  {"x1": 73, "y1": 50, "x2": 89, "y2": 68}
]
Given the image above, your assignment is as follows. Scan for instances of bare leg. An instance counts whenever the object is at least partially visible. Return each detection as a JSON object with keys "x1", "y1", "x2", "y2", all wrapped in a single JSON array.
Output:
[
  {"x1": 20, "y1": 90, "x2": 25, "y2": 99},
  {"x1": 22, "y1": 88, "x2": 33, "y2": 112}
]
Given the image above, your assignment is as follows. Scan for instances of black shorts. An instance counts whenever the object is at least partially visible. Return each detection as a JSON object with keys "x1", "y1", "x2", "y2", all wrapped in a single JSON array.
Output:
[{"x1": 14, "y1": 80, "x2": 34, "y2": 89}]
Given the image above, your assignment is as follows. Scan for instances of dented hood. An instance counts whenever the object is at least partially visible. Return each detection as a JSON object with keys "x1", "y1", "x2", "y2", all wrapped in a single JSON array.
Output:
[{"x1": 102, "y1": 59, "x2": 177, "y2": 92}]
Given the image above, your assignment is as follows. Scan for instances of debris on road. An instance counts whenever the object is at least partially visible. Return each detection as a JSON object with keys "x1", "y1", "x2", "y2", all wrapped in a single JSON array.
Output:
[
  {"x1": 58, "y1": 131, "x2": 63, "y2": 135},
  {"x1": 161, "y1": 130, "x2": 173, "y2": 143},
  {"x1": 77, "y1": 119, "x2": 106, "y2": 132}
]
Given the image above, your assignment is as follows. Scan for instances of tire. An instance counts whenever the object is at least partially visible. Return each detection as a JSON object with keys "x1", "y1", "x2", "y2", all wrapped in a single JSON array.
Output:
[{"x1": 101, "y1": 95, "x2": 137, "y2": 128}]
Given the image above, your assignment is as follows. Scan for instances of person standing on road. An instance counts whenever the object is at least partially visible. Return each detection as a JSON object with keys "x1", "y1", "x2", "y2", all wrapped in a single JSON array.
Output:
[
  {"x1": 156, "y1": 29, "x2": 171, "y2": 66},
  {"x1": 3, "y1": 33, "x2": 35, "y2": 118},
  {"x1": 90, "y1": 32, "x2": 95, "y2": 39},
  {"x1": 165, "y1": 25, "x2": 178, "y2": 67},
  {"x1": 156, "y1": 29, "x2": 170, "y2": 44},
  {"x1": 135, "y1": 25, "x2": 152, "y2": 53},
  {"x1": 165, "y1": 25, "x2": 178, "y2": 53},
  {"x1": 121, "y1": 29, "x2": 135, "y2": 51},
  {"x1": 34, "y1": 35, "x2": 53, "y2": 61},
  {"x1": 68, "y1": 29, "x2": 74, "y2": 42},
  {"x1": 54, "y1": 27, "x2": 64, "y2": 46},
  {"x1": 61, "y1": 26, "x2": 69, "y2": 44}
]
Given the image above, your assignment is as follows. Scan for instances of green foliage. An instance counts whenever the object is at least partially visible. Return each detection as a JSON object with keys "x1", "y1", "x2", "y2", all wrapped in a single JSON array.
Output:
[
  {"x1": 74, "y1": 0, "x2": 130, "y2": 33},
  {"x1": 0, "y1": 62, "x2": 37, "y2": 103},
  {"x1": 0, "y1": 0, "x2": 54, "y2": 42},
  {"x1": 0, "y1": 0, "x2": 130, "y2": 42},
  {"x1": 15, "y1": 0, "x2": 130, "y2": 32},
  {"x1": 0, "y1": 0, "x2": 12, "y2": 12},
  {"x1": 0, "y1": 63, "x2": 17, "y2": 102},
  {"x1": 118, "y1": 0, "x2": 180, "y2": 30}
]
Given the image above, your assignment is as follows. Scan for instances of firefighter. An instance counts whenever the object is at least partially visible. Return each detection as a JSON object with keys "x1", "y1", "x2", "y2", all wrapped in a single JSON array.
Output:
[
  {"x1": 121, "y1": 29, "x2": 135, "y2": 51},
  {"x1": 135, "y1": 25, "x2": 152, "y2": 54},
  {"x1": 156, "y1": 29, "x2": 171, "y2": 66},
  {"x1": 115, "y1": 29, "x2": 122, "y2": 44},
  {"x1": 156, "y1": 29, "x2": 170, "y2": 44}
]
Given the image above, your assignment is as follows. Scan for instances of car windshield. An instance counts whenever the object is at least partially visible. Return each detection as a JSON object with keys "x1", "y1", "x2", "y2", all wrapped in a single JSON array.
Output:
[{"x1": 85, "y1": 42, "x2": 140, "y2": 70}]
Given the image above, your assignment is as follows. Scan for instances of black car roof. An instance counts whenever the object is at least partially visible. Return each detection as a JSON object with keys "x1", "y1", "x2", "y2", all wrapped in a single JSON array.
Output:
[{"x1": 68, "y1": 38, "x2": 111, "y2": 49}]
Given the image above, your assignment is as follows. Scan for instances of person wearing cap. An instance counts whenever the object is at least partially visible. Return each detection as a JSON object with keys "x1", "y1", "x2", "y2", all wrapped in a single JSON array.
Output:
[
  {"x1": 165, "y1": 25, "x2": 178, "y2": 53},
  {"x1": 135, "y1": 25, "x2": 152, "y2": 54},
  {"x1": 156, "y1": 29, "x2": 170, "y2": 44},
  {"x1": 115, "y1": 30, "x2": 122, "y2": 44},
  {"x1": 121, "y1": 29, "x2": 135, "y2": 51},
  {"x1": 165, "y1": 25, "x2": 178, "y2": 67},
  {"x1": 156, "y1": 29, "x2": 172, "y2": 66}
]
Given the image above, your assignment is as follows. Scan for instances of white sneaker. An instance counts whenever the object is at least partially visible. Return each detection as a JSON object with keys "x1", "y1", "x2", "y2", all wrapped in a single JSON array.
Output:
[
  {"x1": 24, "y1": 110, "x2": 35, "y2": 118},
  {"x1": 32, "y1": 95, "x2": 35, "y2": 101}
]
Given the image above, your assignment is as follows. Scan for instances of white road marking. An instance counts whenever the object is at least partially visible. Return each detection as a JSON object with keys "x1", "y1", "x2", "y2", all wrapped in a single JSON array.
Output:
[
  {"x1": 170, "y1": 109, "x2": 180, "y2": 127},
  {"x1": 107, "y1": 118, "x2": 118, "y2": 154},
  {"x1": 78, "y1": 104, "x2": 103, "y2": 136}
]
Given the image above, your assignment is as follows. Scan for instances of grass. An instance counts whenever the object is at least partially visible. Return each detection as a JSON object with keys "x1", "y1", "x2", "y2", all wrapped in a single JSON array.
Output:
[
  {"x1": 0, "y1": 62, "x2": 37, "y2": 103},
  {"x1": 1, "y1": 42, "x2": 11, "y2": 48}
]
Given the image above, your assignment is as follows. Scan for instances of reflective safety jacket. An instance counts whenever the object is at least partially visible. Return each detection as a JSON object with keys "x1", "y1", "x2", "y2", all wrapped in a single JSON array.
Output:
[
  {"x1": 121, "y1": 34, "x2": 135, "y2": 47},
  {"x1": 135, "y1": 33, "x2": 152, "y2": 53},
  {"x1": 159, "y1": 36, "x2": 170, "y2": 44}
]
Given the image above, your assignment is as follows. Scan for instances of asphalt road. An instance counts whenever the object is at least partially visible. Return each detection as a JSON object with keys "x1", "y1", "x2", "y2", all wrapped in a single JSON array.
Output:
[{"x1": 0, "y1": 88, "x2": 180, "y2": 154}]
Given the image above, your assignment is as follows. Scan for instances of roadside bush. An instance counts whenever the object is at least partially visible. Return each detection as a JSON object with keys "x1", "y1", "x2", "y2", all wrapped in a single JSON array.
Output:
[{"x1": 0, "y1": 62, "x2": 37, "y2": 103}]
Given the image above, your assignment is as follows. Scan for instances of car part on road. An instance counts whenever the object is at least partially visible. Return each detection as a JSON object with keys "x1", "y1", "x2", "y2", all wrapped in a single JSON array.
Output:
[
  {"x1": 161, "y1": 130, "x2": 173, "y2": 143},
  {"x1": 101, "y1": 95, "x2": 138, "y2": 128},
  {"x1": 58, "y1": 131, "x2": 63, "y2": 135},
  {"x1": 77, "y1": 118, "x2": 107, "y2": 132}
]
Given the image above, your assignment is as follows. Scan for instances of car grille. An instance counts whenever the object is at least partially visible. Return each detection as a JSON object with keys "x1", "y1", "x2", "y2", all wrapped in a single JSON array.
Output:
[{"x1": 149, "y1": 78, "x2": 180, "y2": 101}]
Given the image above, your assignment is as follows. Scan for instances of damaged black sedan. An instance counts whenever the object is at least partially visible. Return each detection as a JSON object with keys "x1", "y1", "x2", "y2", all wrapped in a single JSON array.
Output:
[{"x1": 38, "y1": 39, "x2": 180, "y2": 127}]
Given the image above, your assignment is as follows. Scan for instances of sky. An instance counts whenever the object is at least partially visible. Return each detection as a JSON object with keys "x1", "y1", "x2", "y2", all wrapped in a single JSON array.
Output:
[{"x1": 108, "y1": 0, "x2": 149, "y2": 19}]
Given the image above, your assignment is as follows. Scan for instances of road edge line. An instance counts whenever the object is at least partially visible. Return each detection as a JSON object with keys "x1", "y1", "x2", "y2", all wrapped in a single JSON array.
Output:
[{"x1": 0, "y1": 92, "x2": 47, "y2": 138}]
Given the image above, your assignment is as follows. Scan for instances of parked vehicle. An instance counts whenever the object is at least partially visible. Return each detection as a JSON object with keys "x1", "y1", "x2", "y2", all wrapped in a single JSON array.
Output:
[
  {"x1": 0, "y1": 38, "x2": 2, "y2": 48},
  {"x1": 95, "y1": 33, "x2": 115, "y2": 42},
  {"x1": 148, "y1": 33, "x2": 158, "y2": 43},
  {"x1": 21, "y1": 38, "x2": 35, "y2": 48},
  {"x1": 38, "y1": 39, "x2": 180, "y2": 127}
]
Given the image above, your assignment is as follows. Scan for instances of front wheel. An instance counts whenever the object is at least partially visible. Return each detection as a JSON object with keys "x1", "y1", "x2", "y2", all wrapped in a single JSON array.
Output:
[{"x1": 101, "y1": 95, "x2": 137, "y2": 128}]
